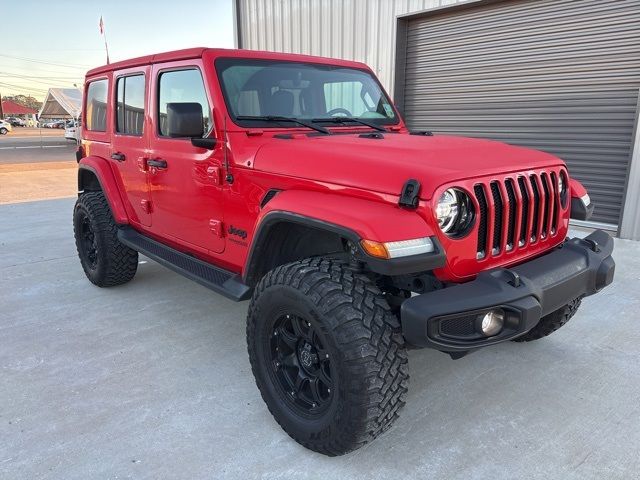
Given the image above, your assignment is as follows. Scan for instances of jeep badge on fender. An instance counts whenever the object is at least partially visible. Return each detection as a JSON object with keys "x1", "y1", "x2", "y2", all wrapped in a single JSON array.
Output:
[{"x1": 74, "y1": 47, "x2": 615, "y2": 456}]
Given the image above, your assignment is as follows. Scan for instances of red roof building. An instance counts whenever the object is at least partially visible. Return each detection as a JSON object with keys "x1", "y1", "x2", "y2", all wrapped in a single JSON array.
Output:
[{"x1": 1, "y1": 100, "x2": 38, "y2": 115}]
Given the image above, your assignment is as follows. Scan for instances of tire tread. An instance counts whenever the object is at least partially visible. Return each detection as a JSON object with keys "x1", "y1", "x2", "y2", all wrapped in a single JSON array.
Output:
[{"x1": 247, "y1": 257, "x2": 409, "y2": 456}]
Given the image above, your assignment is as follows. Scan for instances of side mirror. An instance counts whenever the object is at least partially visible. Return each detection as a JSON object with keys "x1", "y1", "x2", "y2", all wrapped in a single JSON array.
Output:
[{"x1": 166, "y1": 102, "x2": 204, "y2": 138}]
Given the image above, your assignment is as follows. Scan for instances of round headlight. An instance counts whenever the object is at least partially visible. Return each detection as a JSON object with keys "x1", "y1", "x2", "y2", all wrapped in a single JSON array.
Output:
[
  {"x1": 435, "y1": 188, "x2": 474, "y2": 237},
  {"x1": 559, "y1": 171, "x2": 569, "y2": 208},
  {"x1": 557, "y1": 175, "x2": 564, "y2": 195},
  {"x1": 436, "y1": 189, "x2": 459, "y2": 233}
]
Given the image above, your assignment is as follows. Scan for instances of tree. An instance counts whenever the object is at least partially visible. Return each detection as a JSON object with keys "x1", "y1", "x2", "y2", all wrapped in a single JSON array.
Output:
[{"x1": 4, "y1": 94, "x2": 42, "y2": 111}]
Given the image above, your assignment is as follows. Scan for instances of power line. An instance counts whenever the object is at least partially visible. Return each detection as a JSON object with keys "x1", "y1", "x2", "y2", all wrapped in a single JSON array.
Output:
[
  {"x1": 0, "y1": 64, "x2": 91, "y2": 76},
  {"x1": 0, "y1": 81, "x2": 49, "y2": 95},
  {"x1": 0, "y1": 74, "x2": 80, "y2": 88},
  {"x1": 0, "y1": 71, "x2": 83, "y2": 81},
  {"x1": 0, "y1": 54, "x2": 94, "y2": 69}
]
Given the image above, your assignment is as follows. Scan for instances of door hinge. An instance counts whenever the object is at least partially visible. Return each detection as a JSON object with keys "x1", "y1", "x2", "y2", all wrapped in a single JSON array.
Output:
[
  {"x1": 209, "y1": 219, "x2": 223, "y2": 237},
  {"x1": 140, "y1": 199, "x2": 153, "y2": 214},
  {"x1": 206, "y1": 166, "x2": 221, "y2": 185},
  {"x1": 137, "y1": 156, "x2": 149, "y2": 172}
]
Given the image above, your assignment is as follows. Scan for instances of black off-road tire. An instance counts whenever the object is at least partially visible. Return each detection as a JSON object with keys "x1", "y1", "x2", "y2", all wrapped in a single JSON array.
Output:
[
  {"x1": 247, "y1": 257, "x2": 409, "y2": 456},
  {"x1": 73, "y1": 191, "x2": 138, "y2": 287},
  {"x1": 512, "y1": 298, "x2": 582, "y2": 342}
]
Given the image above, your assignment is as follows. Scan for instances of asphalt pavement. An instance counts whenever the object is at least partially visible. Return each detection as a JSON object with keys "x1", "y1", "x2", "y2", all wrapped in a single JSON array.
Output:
[
  {"x1": 0, "y1": 135, "x2": 75, "y2": 164},
  {"x1": 1, "y1": 198, "x2": 639, "y2": 480}
]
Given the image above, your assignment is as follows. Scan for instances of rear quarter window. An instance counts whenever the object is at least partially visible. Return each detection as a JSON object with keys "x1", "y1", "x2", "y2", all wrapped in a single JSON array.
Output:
[{"x1": 86, "y1": 79, "x2": 108, "y2": 132}]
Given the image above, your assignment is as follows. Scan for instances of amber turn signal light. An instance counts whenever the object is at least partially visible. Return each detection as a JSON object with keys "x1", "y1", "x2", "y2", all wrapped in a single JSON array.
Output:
[{"x1": 360, "y1": 240, "x2": 389, "y2": 259}]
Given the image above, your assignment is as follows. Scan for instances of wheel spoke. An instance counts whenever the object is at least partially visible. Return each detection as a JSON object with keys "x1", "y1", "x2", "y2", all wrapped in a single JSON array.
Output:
[
  {"x1": 289, "y1": 316, "x2": 307, "y2": 339},
  {"x1": 309, "y1": 378, "x2": 323, "y2": 403},
  {"x1": 281, "y1": 352, "x2": 297, "y2": 368},
  {"x1": 277, "y1": 327, "x2": 298, "y2": 350},
  {"x1": 317, "y1": 364, "x2": 332, "y2": 388},
  {"x1": 294, "y1": 371, "x2": 307, "y2": 393}
]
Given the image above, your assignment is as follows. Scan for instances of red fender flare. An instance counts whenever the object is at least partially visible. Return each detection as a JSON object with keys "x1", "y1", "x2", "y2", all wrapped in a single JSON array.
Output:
[
  {"x1": 256, "y1": 190, "x2": 436, "y2": 242},
  {"x1": 569, "y1": 178, "x2": 588, "y2": 199},
  {"x1": 78, "y1": 156, "x2": 129, "y2": 225}
]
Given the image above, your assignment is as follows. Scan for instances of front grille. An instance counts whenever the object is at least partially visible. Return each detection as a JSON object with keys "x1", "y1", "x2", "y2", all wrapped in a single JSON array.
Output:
[{"x1": 473, "y1": 171, "x2": 562, "y2": 259}]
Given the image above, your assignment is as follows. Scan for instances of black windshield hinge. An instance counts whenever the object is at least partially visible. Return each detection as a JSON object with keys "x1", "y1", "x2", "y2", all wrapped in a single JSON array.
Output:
[{"x1": 399, "y1": 179, "x2": 421, "y2": 209}]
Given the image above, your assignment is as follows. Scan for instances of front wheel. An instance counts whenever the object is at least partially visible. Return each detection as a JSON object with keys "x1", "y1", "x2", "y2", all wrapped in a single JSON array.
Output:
[
  {"x1": 0, "y1": 128, "x2": 8, "y2": 135},
  {"x1": 247, "y1": 258, "x2": 409, "y2": 456}
]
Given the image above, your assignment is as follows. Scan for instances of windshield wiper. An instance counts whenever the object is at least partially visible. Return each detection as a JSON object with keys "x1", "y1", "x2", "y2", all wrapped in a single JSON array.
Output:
[
  {"x1": 236, "y1": 115, "x2": 330, "y2": 134},
  {"x1": 311, "y1": 117, "x2": 387, "y2": 132}
]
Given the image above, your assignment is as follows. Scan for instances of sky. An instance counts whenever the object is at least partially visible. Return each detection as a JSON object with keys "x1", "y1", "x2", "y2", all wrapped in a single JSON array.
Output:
[{"x1": 0, "y1": 0, "x2": 235, "y2": 101}]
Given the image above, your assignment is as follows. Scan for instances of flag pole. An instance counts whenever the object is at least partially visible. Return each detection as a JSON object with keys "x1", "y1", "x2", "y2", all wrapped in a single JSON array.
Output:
[{"x1": 100, "y1": 16, "x2": 110, "y2": 64}]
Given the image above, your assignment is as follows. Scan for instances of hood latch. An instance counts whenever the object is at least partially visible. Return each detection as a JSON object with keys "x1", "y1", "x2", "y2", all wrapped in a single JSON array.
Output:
[{"x1": 399, "y1": 179, "x2": 421, "y2": 209}]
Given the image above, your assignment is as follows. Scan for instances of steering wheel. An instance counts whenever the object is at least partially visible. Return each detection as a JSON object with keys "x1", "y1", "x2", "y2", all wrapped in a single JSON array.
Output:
[{"x1": 326, "y1": 108, "x2": 352, "y2": 117}]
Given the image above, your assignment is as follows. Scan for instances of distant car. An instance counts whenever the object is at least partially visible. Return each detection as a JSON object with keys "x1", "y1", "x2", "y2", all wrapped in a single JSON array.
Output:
[
  {"x1": 53, "y1": 120, "x2": 66, "y2": 129},
  {"x1": 0, "y1": 120, "x2": 12, "y2": 135},
  {"x1": 65, "y1": 119, "x2": 81, "y2": 144},
  {"x1": 6, "y1": 117, "x2": 26, "y2": 127}
]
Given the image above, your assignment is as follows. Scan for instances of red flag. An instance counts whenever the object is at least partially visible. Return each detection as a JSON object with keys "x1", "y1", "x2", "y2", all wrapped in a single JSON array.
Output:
[{"x1": 99, "y1": 16, "x2": 104, "y2": 35}]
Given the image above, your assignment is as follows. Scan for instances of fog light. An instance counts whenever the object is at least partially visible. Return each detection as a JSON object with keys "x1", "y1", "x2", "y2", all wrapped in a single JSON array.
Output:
[{"x1": 478, "y1": 310, "x2": 504, "y2": 337}]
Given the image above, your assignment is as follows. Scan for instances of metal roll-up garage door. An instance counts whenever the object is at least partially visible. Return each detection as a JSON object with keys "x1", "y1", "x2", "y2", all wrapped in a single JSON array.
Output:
[{"x1": 399, "y1": 0, "x2": 640, "y2": 226}]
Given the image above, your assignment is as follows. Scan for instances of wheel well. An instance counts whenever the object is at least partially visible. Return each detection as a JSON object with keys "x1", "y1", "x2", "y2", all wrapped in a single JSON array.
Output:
[
  {"x1": 78, "y1": 168, "x2": 102, "y2": 192},
  {"x1": 245, "y1": 221, "x2": 348, "y2": 286}
]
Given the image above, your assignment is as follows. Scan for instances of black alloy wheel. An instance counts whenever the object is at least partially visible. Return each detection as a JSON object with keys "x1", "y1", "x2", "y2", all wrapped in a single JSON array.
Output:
[
  {"x1": 270, "y1": 313, "x2": 333, "y2": 415},
  {"x1": 77, "y1": 211, "x2": 98, "y2": 270}
]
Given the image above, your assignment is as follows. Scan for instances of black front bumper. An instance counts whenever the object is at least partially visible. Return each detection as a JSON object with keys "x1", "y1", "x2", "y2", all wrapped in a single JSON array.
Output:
[{"x1": 401, "y1": 230, "x2": 615, "y2": 352}]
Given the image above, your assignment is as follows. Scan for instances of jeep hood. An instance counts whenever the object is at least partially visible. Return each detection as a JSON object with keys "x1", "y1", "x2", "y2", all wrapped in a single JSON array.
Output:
[{"x1": 251, "y1": 133, "x2": 564, "y2": 200}]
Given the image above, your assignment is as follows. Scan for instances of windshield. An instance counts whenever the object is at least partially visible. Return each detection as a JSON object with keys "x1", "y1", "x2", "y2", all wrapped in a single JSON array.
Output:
[{"x1": 215, "y1": 58, "x2": 398, "y2": 128}]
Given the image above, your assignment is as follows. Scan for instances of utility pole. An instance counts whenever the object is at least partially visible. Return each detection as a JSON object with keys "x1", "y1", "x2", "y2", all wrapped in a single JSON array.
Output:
[{"x1": 0, "y1": 91, "x2": 4, "y2": 119}]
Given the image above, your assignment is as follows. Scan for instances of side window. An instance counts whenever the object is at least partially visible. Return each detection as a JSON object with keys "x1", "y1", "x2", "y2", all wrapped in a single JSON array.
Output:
[
  {"x1": 116, "y1": 74, "x2": 145, "y2": 136},
  {"x1": 86, "y1": 79, "x2": 108, "y2": 132},
  {"x1": 157, "y1": 69, "x2": 211, "y2": 137}
]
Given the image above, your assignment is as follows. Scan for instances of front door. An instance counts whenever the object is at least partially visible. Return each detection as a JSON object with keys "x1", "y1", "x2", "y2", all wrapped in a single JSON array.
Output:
[
  {"x1": 110, "y1": 66, "x2": 152, "y2": 227},
  {"x1": 147, "y1": 62, "x2": 225, "y2": 254}
]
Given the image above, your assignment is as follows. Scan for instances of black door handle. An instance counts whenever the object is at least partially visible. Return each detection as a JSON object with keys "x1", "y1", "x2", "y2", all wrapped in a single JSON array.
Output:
[
  {"x1": 111, "y1": 152, "x2": 125, "y2": 162},
  {"x1": 147, "y1": 159, "x2": 167, "y2": 169}
]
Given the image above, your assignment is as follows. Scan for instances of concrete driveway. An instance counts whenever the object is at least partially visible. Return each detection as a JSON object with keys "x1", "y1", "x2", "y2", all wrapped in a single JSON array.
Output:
[{"x1": 1, "y1": 198, "x2": 639, "y2": 480}]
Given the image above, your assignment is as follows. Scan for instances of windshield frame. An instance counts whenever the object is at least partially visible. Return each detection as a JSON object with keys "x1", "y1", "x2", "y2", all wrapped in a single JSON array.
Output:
[{"x1": 214, "y1": 57, "x2": 401, "y2": 130}]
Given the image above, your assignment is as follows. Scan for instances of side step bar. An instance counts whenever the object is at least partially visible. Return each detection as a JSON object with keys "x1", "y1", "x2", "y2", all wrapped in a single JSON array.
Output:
[{"x1": 117, "y1": 227, "x2": 252, "y2": 301}]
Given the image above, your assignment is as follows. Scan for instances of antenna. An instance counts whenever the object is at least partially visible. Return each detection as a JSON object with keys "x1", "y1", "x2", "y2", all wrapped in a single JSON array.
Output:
[{"x1": 223, "y1": 115, "x2": 233, "y2": 184}]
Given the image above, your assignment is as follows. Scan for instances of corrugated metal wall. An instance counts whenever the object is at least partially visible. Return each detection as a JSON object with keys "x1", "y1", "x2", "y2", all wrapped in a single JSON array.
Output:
[
  {"x1": 236, "y1": 0, "x2": 640, "y2": 234},
  {"x1": 398, "y1": 0, "x2": 640, "y2": 225},
  {"x1": 235, "y1": 0, "x2": 472, "y2": 95}
]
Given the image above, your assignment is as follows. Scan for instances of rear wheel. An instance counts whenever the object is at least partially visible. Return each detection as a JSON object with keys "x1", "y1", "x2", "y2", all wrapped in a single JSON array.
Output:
[
  {"x1": 73, "y1": 191, "x2": 138, "y2": 287},
  {"x1": 247, "y1": 257, "x2": 409, "y2": 456},
  {"x1": 513, "y1": 298, "x2": 582, "y2": 342},
  {"x1": 0, "y1": 128, "x2": 8, "y2": 135}
]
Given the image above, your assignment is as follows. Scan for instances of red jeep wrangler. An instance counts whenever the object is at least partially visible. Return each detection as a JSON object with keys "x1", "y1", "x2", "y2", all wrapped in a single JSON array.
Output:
[{"x1": 74, "y1": 48, "x2": 615, "y2": 455}]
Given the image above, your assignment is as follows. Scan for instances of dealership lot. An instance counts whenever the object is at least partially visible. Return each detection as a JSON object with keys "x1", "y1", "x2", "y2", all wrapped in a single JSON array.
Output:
[
  {"x1": 0, "y1": 195, "x2": 639, "y2": 479},
  {"x1": 0, "y1": 131, "x2": 76, "y2": 204}
]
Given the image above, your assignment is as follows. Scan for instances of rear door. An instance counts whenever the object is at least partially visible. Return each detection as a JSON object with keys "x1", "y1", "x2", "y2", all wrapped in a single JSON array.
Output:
[
  {"x1": 147, "y1": 60, "x2": 225, "y2": 254},
  {"x1": 111, "y1": 66, "x2": 152, "y2": 227}
]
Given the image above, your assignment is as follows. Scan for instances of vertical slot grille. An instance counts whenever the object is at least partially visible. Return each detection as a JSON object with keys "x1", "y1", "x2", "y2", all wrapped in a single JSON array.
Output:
[
  {"x1": 473, "y1": 169, "x2": 562, "y2": 259},
  {"x1": 540, "y1": 173, "x2": 551, "y2": 237},
  {"x1": 550, "y1": 172, "x2": 559, "y2": 233},
  {"x1": 474, "y1": 184, "x2": 488, "y2": 257},
  {"x1": 530, "y1": 175, "x2": 540, "y2": 241},
  {"x1": 490, "y1": 182, "x2": 503, "y2": 253},
  {"x1": 505, "y1": 179, "x2": 517, "y2": 250},
  {"x1": 517, "y1": 176, "x2": 529, "y2": 246}
]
